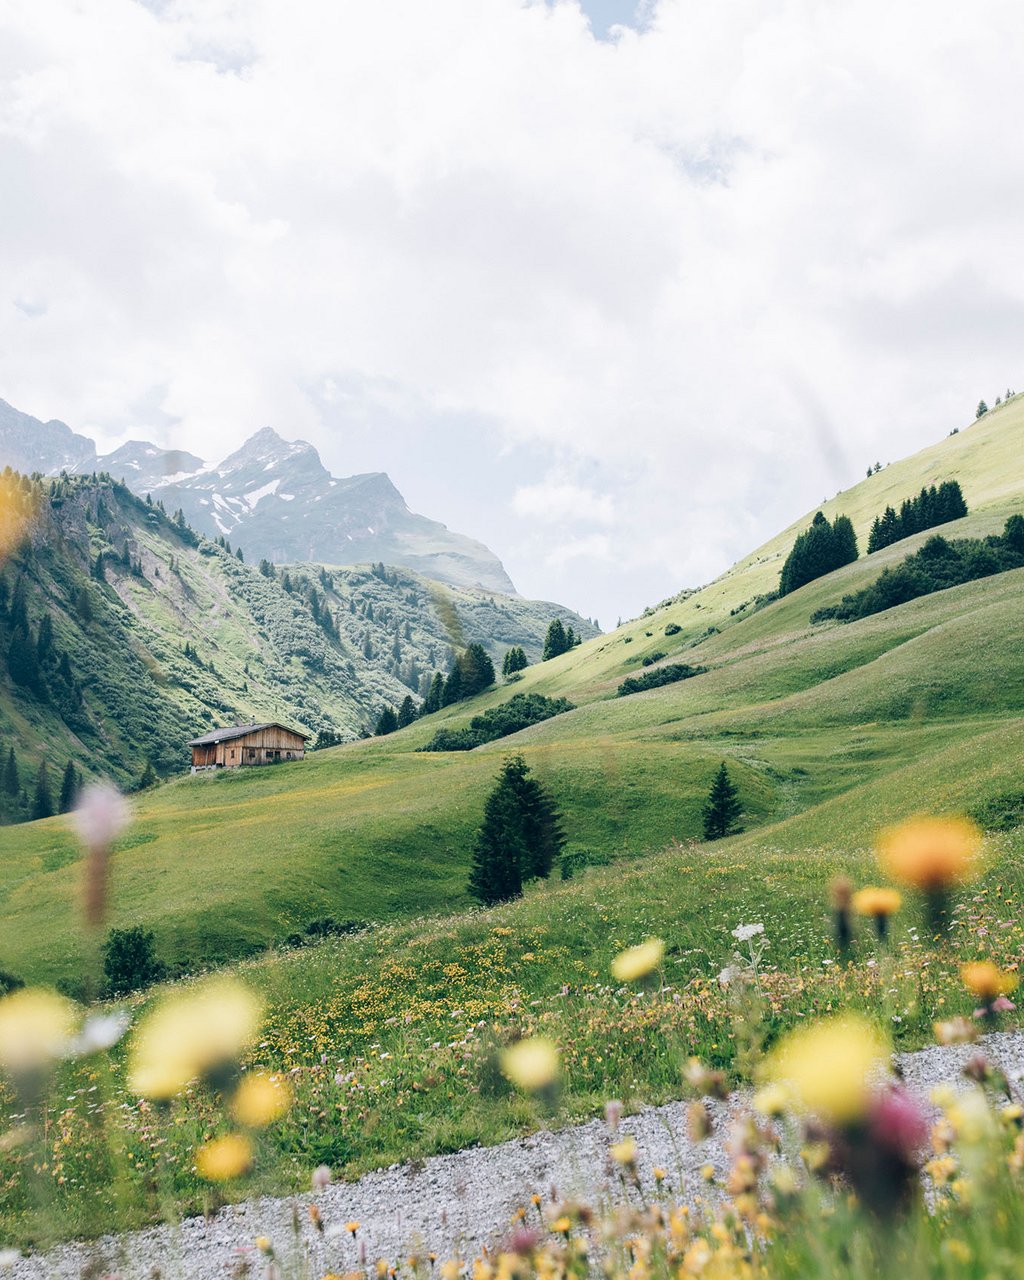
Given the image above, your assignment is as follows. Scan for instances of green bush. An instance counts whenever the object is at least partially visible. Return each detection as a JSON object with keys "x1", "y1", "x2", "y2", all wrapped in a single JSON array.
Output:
[
  {"x1": 641, "y1": 651, "x2": 667, "y2": 667},
  {"x1": 616, "y1": 663, "x2": 707, "y2": 697},
  {"x1": 102, "y1": 926, "x2": 166, "y2": 997},
  {"x1": 420, "y1": 693, "x2": 575, "y2": 753}
]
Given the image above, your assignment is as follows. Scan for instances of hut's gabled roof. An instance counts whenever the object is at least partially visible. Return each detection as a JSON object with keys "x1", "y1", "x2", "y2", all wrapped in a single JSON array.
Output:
[{"x1": 188, "y1": 722, "x2": 309, "y2": 747}]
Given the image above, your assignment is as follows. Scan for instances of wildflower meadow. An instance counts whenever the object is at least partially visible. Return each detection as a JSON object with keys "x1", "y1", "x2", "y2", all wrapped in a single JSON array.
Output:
[{"x1": 2, "y1": 792, "x2": 1024, "y2": 1278}]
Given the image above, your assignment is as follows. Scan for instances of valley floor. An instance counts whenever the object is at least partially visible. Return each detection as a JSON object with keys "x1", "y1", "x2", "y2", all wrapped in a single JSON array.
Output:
[{"x1": 11, "y1": 1030, "x2": 1023, "y2": 1280}]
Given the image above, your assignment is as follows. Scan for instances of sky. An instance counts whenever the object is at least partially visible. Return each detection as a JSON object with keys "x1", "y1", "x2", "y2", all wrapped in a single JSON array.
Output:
[{"x1": 2, "y1": 1, "x2": 1024, "y2": 625}]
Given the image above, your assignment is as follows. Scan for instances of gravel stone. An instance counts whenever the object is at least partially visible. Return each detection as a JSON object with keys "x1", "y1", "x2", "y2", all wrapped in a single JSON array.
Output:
[{"x1": 8, "y1": 1030, "x2": 1024, "y2": 1279}]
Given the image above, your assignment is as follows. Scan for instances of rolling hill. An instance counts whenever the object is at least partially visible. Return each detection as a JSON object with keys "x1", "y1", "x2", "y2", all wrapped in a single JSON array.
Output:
[{"x1": 2, "y1": 396, "x2": 1023, "y2": 985}]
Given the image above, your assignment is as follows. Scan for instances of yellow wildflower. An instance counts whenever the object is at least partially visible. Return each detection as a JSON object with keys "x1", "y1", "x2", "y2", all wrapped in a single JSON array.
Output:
[
  {"x1": 766, "y1": 1014, "x2": 889, "y2": 1125},
  {"x1": 610, "y1": 1136, "x2": 637, "y2": 1164},
  {"x1": 0, "y1": 988, "x2": 77, "y2": 1073},
  {"x1": 876, "y1": 816, "x2": 982, "y2": 890},
  {"x1": 254, "y1": 1237, "x2": 272, "y2": 1254},
  {"x1": 195, "y1": 1133, "x2": 252, "y2": 1181},
  {"x1": 232, "y1": 1072, "x2": 293, "y2": 1127},
  {"x1": 610, "y1": 939, "x2": 665, "y2": 983},
  {"x1": 851, "y1": 887, "x2": 902, "y2": 918},
  {"x1": 752, "y1": 1083, "x2": 789, "y2": 1117},
  {"x1": 128, "y1": 977, "x2": 263, "y2": 1099},
  {"x1": 960, "y1": 961, "x2": 1018, "y2": 1001},
  {"x1": 500, "y1": 1037, "x2": 559, "y2": 1091}
]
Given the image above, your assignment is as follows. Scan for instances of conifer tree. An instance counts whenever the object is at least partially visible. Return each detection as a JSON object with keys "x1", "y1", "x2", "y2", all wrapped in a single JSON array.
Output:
[
  {"x1": 421, "y1": 671, "x2": 445, "y2": 715},
  {"x1": 32, "y1": 761, "x2": 54, "y2": 821},
  {"x1": 397, "y1": 695, "x2": 418, "y2": 728},
  {"x1": 542, "y1": 618, "x2": 569, "y2": 660},
  {"x1": 8, "y1": 624, "x2": 42, "y2": 695},
  {"x1": 374, "y1": 705, "x2": 399, "y2": 735},
  {"x1": 468, "y1": 756, "x2": 564, "y2": 905},
  {"x1": 138, "y1": 761, "x2": 158, "y2": 790},
  {"x1": 458, "y1": 643, "x2": 496, "y2": 697},
  {"x1": 702, "y1": 763, "x2": 742, "y2": 841},
  {"x1": 442, "y1": 663, "x2": 463, "y2": 706},
  {"x1": 502, "y1": 646, "x2": 528, "y2": 677},
  {"x1": 59, "y1": 760, "x2": 80, "y2": 813},
  {"x1": 4, "y1": 748, "x2": 18, "y2": 799}
]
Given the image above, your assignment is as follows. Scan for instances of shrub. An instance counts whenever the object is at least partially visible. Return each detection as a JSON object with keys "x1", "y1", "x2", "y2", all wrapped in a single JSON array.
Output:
[
  {"x1": 560, "y1": 848, "x2": 612, "y2": 880},
  {"x1": 419, "y1": 693, "x2": 575, "y2": 753},
  {"x1": 102, "y1": 926, "x2": 166, "y2": 997},
  {"x1": 616, "y1": 663, "x2": 706, "y2": 697},
  {"x1": 641, "y1": 651, "x2": 667, "y2": 667},
  {"x1": 0, "y1": 968, "x2": 24, "y2": 995},
  {"x1": 664, "y1": 623, "x2": 681, "y2": 636}
]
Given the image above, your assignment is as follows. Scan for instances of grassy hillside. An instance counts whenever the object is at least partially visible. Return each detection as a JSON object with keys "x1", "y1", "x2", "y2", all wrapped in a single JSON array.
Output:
[{"x1": 3, "y1": 399, "x2": 1024, "y2": 985}]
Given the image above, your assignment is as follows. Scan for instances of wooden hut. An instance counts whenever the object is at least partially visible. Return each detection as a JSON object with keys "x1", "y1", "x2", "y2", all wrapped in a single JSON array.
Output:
[{"x1": 189, "y1": 723, "x2": 308, "y2": 772}]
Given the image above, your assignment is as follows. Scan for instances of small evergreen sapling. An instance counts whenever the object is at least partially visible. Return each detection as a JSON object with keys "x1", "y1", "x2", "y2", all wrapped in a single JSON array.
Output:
[{"x1": 702, "y1": 763, "x2": 742, "y2": 841}]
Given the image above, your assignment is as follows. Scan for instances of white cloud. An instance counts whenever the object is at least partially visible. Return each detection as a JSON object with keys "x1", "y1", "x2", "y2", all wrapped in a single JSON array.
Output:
[
  {"x1": 512, "y1": 480, "x2": 615, "y2": 524},
  {"x1": 1, "y1": 0, "x2": 1023, "y2": 623}
]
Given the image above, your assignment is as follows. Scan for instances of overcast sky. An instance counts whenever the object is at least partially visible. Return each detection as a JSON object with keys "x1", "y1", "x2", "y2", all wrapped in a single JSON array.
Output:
[{"x1": 2, "y1": 1, "x2": 1023, "y2": 624}]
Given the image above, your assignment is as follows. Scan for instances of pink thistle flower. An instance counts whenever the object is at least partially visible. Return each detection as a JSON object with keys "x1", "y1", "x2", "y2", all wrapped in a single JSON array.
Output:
[
  {"x1": 868, "y1": 1086, "x2": 929, "y2": 1159},
  {"x1": 72, "y1": 783, "x2": 132, "y2": 851}
]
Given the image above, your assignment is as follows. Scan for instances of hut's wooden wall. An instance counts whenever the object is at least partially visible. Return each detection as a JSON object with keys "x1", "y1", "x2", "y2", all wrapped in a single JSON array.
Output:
[{"x1": 191, "y1": 727, "x2": 306, "y2": 771}]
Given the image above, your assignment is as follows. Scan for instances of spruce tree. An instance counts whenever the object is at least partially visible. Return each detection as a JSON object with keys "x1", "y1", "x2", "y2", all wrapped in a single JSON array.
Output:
[
  {"x1": 441, "y1": 663, "x2": 463, "y2": 706},
  {"x1": 467, "y1": 755, "x2": 564, "y2": 905},
  {"x1": 702, "y1": 763, "x2": 742, "y2": 841},
  {"x1": 59, "y1": 760, "x2": 80, "y2": 813},
  {"x1": 3, "y1": 748, "x2": 18, "y2": 799},
  {"x1": 397, "y1": 695, "x2": 418, "y2": 728},
  {"x1": 374, "y1": 706, "x2": 398, "y2": 736},
  {"x1": 458, "y1": 644, "x2": 496, "y2": 697},
  {"x1": 8, "y1": 625, "x2": 42, "y2": 695},
  {"x1": 468, "y1": 781, "x2": 526, "y2": 906},
  {"x1": 542, "y1": 619, "x2": 568, "y2": 660},
  {"x1": 138, "y1": 761, "x2": 158, "y2": 790},
  {"x1": 421, "y1": 671, "x2": 445, "y2": 716},
  {"x1": 32, "y1": 761, "x2": 54, "y2": 821},
  {"x1": 502, "y1": 646, "x2": 528, "y2": 677}
]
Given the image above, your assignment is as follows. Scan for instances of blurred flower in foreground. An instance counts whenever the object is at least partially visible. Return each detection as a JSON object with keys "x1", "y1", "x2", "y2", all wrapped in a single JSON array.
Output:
[
  {"x1": 231, "y1": 1072, "x2": 293, "y2": 1127},
  {"x1": 0, "y1": 988, "x2": 78, "y2": 1075},
  {"x1": 933, "y1": 1016, "x2": 979, "y2": 1045},
  {"x1": 852, "y1": 887, "x2": 902, "y2": 941},
  {"x1": 71, "y1": 1010, "x2": 131, "y2": 1057},
  {"x1": 500, "y1": 1037, "x2": 559, "y2": 1091},
  {"x1": 72, "y1": 783, "x2": 132, "y2": 929},
  {"x1": 195, "y1": 1133, "x2": 253, "y2": 1181},
  {"x1": 876, "y1": 816, "x2": 982, "y2": 933},
  {"x1": 829, "y1": 876, "x2": 854, "y2": 954},
  {"x1": 128, "y1": 977, "x2": 263, "y2": 1098},
  {"x1": 766, "y1": 1014, "x2": 889, "y2": 1125},
  {"x1": 961, "y1": 961, "x2": 1018, "y2": 1023},
  {"x1": 610, "y1": 938, "x2": 664, "y2": 983}
]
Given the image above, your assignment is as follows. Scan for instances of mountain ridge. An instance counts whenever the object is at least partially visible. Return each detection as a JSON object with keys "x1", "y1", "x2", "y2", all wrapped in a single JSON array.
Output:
[{"x1": 0, "y1": 399, "x2": 517, "y2": 594}]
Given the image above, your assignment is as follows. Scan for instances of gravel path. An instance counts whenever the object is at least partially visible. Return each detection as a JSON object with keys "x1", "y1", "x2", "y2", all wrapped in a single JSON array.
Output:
[{"x1": 9, "y1": 1031, "x2": 1024, "y2": 1280}]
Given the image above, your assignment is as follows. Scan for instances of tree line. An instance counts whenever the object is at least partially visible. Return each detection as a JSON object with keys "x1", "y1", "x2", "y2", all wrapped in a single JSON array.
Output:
[
  {"x1": 812, "y1": 514, "x2": 1024, "y2": 625},
  {"x1": 779, "y1": 480, "x2": 970, "y2": 598},
  {"x1": 866, "y1": 481, "x2": 968, "y2": 553}
]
